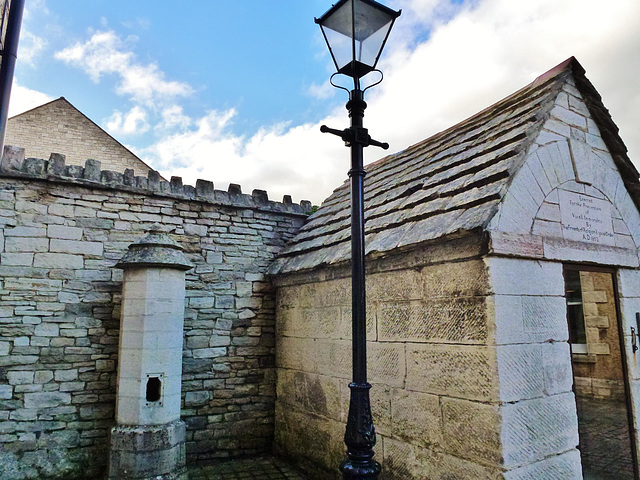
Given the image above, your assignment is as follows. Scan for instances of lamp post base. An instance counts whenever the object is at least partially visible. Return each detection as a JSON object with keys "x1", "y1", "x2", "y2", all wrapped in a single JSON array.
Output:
[
  {"x1": 340, "y1": 460, "x2": 382, "y2": 480},
  {"x1": 340, "y1": 382, "x2": 381, "y2": 480}
]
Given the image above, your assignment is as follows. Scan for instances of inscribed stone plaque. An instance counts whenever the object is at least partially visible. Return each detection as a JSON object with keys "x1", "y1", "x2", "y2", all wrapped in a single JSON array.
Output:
[{"x1": 558, "y1": 190, "x2": 615, "y2": 246}]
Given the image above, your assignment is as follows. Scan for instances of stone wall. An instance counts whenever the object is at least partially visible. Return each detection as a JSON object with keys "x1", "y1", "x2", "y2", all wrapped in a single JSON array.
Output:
[
  {"x1": 0, "y1": 147, "x2": 309, "y2": 479},
  {"x1": 6, "y1": 98, "x2": 155, "y2": 177},
  {"x1": 273, "y1": 239, "x2": 586, "y2": 479},
  {"x1": 273, "y1": 237, "x2": 516, "y2": 479},
  {"x1": 488, "y1": 257, "x2": 581, "y2": 478},
  {"x1": 572, "y1": 270, "x2": 626, "y2": 400}
]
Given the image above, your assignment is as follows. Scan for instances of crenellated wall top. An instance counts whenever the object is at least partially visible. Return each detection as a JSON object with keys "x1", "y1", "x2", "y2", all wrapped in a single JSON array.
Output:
[{"x1": 0, "y1": 145, "x2": 312, "y2": 216}]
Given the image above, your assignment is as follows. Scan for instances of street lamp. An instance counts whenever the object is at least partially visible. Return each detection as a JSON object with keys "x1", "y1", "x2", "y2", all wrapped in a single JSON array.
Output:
[{"x1": 315, "y1": 1, "x2": 400, "y2": 479}]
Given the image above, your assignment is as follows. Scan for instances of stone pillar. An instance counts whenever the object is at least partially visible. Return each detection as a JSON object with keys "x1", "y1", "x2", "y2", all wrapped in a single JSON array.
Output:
[{"x1": 108, "y1": 227, "x2": 192, "y2": 480}]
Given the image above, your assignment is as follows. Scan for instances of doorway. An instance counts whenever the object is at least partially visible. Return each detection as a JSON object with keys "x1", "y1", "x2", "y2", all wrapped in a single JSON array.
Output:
[{"x1": 564, "y1": 266, "x2": 638, "y2": 479}]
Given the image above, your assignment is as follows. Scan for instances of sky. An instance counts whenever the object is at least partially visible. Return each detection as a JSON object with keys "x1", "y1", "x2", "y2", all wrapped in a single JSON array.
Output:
[{"x1": 9, "y1": 0, "x2": 640, "y2": 206}]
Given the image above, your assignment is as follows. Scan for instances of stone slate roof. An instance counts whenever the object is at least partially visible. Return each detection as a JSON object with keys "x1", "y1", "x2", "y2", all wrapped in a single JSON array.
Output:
[{"x1": 269, "y1": 57, "x2": 638, "y2": 275}]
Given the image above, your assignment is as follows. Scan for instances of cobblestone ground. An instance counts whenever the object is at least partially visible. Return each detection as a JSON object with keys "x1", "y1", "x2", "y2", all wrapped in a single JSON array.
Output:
[
  {"x1": 577, "y1": 396, "x2": 636, "y2": 479},
  {"x1": 188, "y1": 456, "x2": 309, "y2": 480}
]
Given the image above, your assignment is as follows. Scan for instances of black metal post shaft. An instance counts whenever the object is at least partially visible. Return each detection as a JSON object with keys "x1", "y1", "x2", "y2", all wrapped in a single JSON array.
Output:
[
  {"x1": 339, "y1": 88, "x2": 381, "y2": 480},
  {"x1": 0, "y1": 0, "x2": 25, "y2": 153}
]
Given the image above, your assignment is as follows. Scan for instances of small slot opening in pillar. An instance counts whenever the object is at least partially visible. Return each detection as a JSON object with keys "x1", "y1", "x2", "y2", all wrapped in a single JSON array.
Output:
[{"x1": 146, "y1": 376, "x2": 162, "y2": 403}]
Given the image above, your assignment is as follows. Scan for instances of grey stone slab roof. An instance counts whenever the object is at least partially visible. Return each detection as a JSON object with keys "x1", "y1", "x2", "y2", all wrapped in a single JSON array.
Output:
[{"x1": 269, "y1": 58, "x2": 638, "y2": 275}]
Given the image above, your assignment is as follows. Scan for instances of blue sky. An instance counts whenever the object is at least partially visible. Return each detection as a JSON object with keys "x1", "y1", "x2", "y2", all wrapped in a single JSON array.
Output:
[{"x1": 10, "y1": 0, "x2": 640, "y2": 205}]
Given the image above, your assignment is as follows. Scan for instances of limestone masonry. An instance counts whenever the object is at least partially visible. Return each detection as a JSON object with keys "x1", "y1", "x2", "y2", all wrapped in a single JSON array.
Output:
[
  {"x1": 0, "y1": 148, "x2": 309, "y2": 478},
  {"x1": 5, "y1": 98, "x2": 157, "y2": 177}
]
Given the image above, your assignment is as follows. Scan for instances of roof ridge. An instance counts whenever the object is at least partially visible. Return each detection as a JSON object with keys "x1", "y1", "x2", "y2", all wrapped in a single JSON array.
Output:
[{"x1": 269, "y1": 57, "x2": 637, "y2": 275}]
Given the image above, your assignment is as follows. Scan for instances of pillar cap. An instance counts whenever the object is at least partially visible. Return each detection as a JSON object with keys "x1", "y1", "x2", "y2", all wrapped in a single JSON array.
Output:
[{"x1": 116, "y1": 225, "x2": 193, "y2": 271}]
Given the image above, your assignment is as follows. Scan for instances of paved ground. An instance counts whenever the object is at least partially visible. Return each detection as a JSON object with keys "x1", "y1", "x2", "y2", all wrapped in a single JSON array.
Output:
[
  {"x1": 577, "y1": 396, "x2": 636, "y2": 479},
  {"x1": 188, "y1": 456, "x2": 309, "y2": 480}
]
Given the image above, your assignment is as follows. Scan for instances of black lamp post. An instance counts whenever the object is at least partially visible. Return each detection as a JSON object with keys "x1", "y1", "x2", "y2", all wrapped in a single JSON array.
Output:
[{"x1": 315, "y1": 1, "x2": 400, "y2": 479}]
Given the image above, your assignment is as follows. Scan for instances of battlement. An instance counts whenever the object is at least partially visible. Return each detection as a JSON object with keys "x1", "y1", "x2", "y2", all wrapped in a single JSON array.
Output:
[{"x1": 0, "y1": 145, "x2": 312, "y2": 216}]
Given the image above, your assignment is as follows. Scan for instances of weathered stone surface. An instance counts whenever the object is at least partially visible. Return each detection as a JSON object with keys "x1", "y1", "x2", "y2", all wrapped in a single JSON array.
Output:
[
  {"x1": 381, "y1": 436, "x2": 502, "y2": 480},
  {"x1": 501, "y1": 393, "x2": 579, "y2": 467},
  {"x1": 108, "y1": 421, "x2": 187, "y2": 479},
  {"x1": 503, "y1": 449, "x2": 582, "y2": 480},
  {"x1": 488, "y1": 257, "x2": 564, "y2": 296},
  {"x1": 0, "y1": 166, "x2": 307, "y2": 476},
  {"x1": 441, "y1": 397, "x2": 502, "y2": 466},
  {"x1": 490, "y1": 294, "x2": 568, "y2": 345},
  {"x1": 390, "y1": 390, "x2": 442, "y2": 448},
  {"x1": 406, "y1": 344, "x2": 497, "y2": 400},
  {"x1": 378, "y1": 297, "x2": 487, "y2": 344},
  {"x1": 23, "y1": 392, "x2": 71, "y2": 409}
]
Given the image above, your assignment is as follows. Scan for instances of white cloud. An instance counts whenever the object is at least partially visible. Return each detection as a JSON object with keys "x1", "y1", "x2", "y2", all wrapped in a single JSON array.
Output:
[
  {"x1": 8, "y1": 80, "x2": 54, "y2": 117},
  {"x1": 139, "y1": 0, "x2": 640, "y2": 206},
  {"x1": 54, "y1": 30, "x2": 192, "y2": 107},
  {"x1": 307, "y1": 81, "x2": 335, "y2": 100},
  {"x1": 363, "y1": 0, "x2": 640, "y2": 166},
  {"x1": 18, "y1": 31, "x2": 47, "y2": 66},
  {"x1": 141, "y1": 108, "x2": 347, "y2": 205},
  {"x1": 104, "y1": 106, "x2": 150, "y2": 136},
  {"x1": 157, "y1": 105, "x2": 192, "y2": 132}
]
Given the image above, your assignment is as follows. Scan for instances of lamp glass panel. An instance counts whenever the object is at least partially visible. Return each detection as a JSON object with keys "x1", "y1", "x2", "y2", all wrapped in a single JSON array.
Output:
[
  {"x1": 321, "y1": 0, "x2": 395, "y2": 73},
  {"x1": 322, "y1": 24, "x2": 353, "y2": 73},
  {"x1": 358, "y1": 19, "x2": 392, "y2": 66}
]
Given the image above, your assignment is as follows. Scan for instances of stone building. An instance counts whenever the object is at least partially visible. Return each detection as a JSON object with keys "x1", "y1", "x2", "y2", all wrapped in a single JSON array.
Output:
[
  {"x1": 0, "y1": 56, "x2": 639, "y2": 480},
  {"x1": 5, "y1": 97, "x2": 156, "y2": 177},
  {"x1": 270, "y1": 58, "x2": 640, "y2": 479}
]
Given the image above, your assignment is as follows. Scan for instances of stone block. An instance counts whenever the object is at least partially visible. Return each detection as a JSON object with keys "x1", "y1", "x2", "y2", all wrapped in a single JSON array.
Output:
[
  {"x1": 441, "y1": 397, "x2": 502, "y2": 466},
  {"x1": 34, "y1": 253, "x2": 84, "y2": 269},
  {"x1": 490, "y1": 294, "x2": 568, "y2": 344},
  {"x1": 0, "y1": 385, "x2": 12, "y2": 399},
  {"x1": 368, "y1": 342, "x2": 406, "y2": 387},
  {"x1": 108, "y1": 421, "x2": 187, "y2": 479},
  {"x1": 381, "y1": 436, "x2": 501, "y2": 480},
  {"x1": 550, "y1": 105, "x2": 587, "y2": 130},
  {"x1": 585, "y1": 315, "x2": 609, "y2": 328},
  {"x1": 497, "y1": 344, "x2": 545, "y2": 402},
  {"x1": 84, "y1": 159, "x2": 101, "y2": 181},
  {"x1": 406, "y1": 344, "x2": 497, "y2": 401},
  {"x1": 50, "y1": 239, "x2": 103, "y2": 256},
  {"x1": 7, "y1": 371, "x2": 34, "y2": 385},
  {"x1": 581, "y1": 290, "x2": 607, "y2": 304},
  {"x1": 367, "y1": 269, "x2": 423, "y2": 301},
  {"x1": 4, "y1": 226, "x2": 46, "y2": 237},
  {"x1": 503, "y1": 449, "x2": 582, "y2": 480},
  {"x1": 618, "y1": 269, "x2": 640, "y2": 298},
  {"x1": 542, "y1": 342, "x2": 573, "y2": 395},
  {"x1": 34, "y1": 323, "x2": 60, "y2": 337},
  {"x1": 34, "y1": 371, "x2": 53, "y2": 384},
  {"x1": 501, "y1": 392, "x2": 579, "y2": 467},
  {"x1": 314, "y1": 339, "x2": 350, "y2": 379},
  {"x1": 5, "y1": 236, "x2": 49, "y2": 253},
  {"x1": 307, "y1": 277, "x2": 350, "y2": 307},
  {"x1": 378, "y1": 297, "x2": 487, "y2": 344},
  {"x1": 23, "y1": 391, "x2": 71, "y2": 409},
  {"x1": 274, "y1": 402, "x2": 344, "y2": 473},
  {"x1": 277, "y1": 370, "x2": 342, "y2": 421},
  {"x1": 390, "y1": 390, "x2": 442, "y2": 448},
  {"x1": 488, "y1": 257, "x2": 564, "y2": 296},
  {"x1": 1, "y1": 145, "x2": 25, "y2": 171},
  {"x1": 299, "y1": 306, "x2": 342, "y2": 339},
  {"x1": 1, "y1": 253, "x2": 34, "y2": 266}
]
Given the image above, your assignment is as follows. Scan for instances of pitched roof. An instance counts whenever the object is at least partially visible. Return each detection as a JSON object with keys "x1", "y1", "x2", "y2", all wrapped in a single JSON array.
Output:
[
  {"x1": 269, "y1": 57, "x2": 638, "y2": 275},
  {"x1": 8, "y1": 97, "x2": 158, "y2": 176}
]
